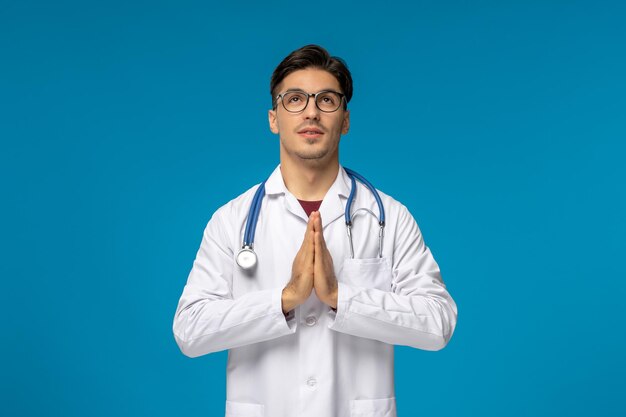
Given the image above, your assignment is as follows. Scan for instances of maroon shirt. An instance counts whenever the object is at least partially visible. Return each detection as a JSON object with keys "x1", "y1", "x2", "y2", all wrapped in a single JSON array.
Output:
[{"x1": 297, "y1": 199, "x2": 323, "y2": 217}]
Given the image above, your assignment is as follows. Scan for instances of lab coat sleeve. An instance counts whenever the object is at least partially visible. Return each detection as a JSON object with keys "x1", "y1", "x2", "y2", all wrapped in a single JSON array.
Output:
[
  {"x1": 173, "y1": 208, "x2": 297, "y2": 358},
  {"x1": 327, "y1": 204, "x2": 457, "y2": 351}
]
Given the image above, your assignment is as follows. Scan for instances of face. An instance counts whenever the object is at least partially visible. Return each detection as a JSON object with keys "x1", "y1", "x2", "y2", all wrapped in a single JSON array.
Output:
[{"x1": 268, "y1": 68, "x2": 350, "y2": 165}]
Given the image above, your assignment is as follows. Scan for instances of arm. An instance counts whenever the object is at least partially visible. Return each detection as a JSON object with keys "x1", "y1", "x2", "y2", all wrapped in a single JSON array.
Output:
[
  {"x1": 327, "y1": 205, "x2": 458, "y2": 351},
  {"x1": 172, "y1": 209, "x2": 296, "y2": 358}
]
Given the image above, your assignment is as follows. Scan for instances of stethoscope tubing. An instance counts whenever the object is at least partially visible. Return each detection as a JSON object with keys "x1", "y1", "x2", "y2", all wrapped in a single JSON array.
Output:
[
  {"x1": 243, "y1": 181, "x2": 266, "y2": 248},
  {"x1": 344, "y1": 167, "x2": 385, "y2": 226},
  {"x1": 238, "y1": 168, "x2": 385, "y2": 269}
]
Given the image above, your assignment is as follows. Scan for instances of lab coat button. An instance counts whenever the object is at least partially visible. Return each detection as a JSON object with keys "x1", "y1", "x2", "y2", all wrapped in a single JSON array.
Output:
[
  {"x1": 305, "y1": 316, "x2": 317, "y2": 326},
  {"x1": 307, "y1": 377, "x2": 317, "y2": 387}
]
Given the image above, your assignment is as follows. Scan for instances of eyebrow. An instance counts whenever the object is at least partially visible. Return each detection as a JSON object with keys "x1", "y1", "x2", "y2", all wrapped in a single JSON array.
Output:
[{"x1": 283, "y1": 88, "x2": 341, "y2": 94}]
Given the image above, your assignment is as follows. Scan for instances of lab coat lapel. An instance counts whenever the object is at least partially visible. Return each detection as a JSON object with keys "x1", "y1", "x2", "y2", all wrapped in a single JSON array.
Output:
[
  {"x1": 264, "y1": 165, "x2": 309, "y2": 223},
  {"x1": 318, "y1": 166, "x2": 350, "y2": 230},
  {"x1": 264, "y1": 164, "x2": 351, "y2": 227}
]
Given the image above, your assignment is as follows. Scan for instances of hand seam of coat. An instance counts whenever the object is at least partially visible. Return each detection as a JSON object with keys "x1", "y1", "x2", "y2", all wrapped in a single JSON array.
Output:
[
  {"x1": 350, "y1": 299, "x2": 430, "y2": 315},
  {"x1": 183, "y1": 311, "x2": 283, "y2": 342},
  {"x1": 348, "y1": 309, "x2": 444, "y2": 337}
]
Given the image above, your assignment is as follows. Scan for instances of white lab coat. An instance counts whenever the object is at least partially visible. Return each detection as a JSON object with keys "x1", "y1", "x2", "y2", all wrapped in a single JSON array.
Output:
[{"x1": 173, "y1": 164, "x2": 457, "y2": 417}]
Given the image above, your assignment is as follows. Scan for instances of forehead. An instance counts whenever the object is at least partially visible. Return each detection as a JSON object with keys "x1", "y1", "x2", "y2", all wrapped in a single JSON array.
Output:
[{"x1": 278, "y1": 68, "x2": 342, "y2": 93}]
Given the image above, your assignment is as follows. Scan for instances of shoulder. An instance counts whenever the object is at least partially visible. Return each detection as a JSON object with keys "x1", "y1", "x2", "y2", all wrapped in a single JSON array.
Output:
[
  {"x1": 210, "y1": 182, "x2": 261, "y2": 224},
  {"x1": 369, "y1": 186, "x2": 426, "y2": 243},
  {"x1": 360, "y1": 184, "x2": 412, "y2": 224},
  {"x1": 217, "y1": 183, "x2": 261, "y2": 214}
]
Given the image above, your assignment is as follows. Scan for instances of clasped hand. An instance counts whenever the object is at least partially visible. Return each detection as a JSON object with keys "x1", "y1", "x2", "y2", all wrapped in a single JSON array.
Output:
[{"x1": 282, "y1": 211, "x2": 338, "y2": 313}]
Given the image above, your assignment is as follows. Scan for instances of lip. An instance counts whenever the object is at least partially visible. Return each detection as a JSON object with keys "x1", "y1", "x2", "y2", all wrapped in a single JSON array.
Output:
[
  {"x1": 297, "y1": 127, "x2": 324, "y2": 134},
  {"x1": 298, "y1": 132, "x2": 323, "y2": 140}
]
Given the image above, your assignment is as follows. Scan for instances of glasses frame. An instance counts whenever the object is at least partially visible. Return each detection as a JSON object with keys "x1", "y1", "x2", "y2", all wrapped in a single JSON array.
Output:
[{"x1": 275, "y1": 89, "x2": 346, "y2": 113}]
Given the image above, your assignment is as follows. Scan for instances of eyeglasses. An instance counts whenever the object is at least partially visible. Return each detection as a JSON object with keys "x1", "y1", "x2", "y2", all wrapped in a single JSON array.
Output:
[{"x1": 275, "y1": 90, "x2": 345, "y2": 113}]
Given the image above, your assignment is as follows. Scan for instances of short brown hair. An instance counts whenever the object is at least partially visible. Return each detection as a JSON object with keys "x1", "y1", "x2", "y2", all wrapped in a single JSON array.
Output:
[{"x1": 270, "y1": 44, "x2": 353, "y2": 110}]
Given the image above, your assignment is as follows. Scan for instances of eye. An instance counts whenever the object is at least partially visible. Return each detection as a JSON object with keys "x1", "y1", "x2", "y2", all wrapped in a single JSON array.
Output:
[
  {"x1": 318, "y1": 93, "x2": 337, "y2": 105},
  {"x1": 284, "y1": 92, "x2": 306, "y2": 104}
]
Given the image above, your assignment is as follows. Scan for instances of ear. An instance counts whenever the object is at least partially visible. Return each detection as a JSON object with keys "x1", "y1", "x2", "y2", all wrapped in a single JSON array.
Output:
[
  {"x1": 341, "y1": 110, "x2": 350, "y2": 135},
  {"x1": 268, "y1": 109, "x2": 279, "y2": 134}
]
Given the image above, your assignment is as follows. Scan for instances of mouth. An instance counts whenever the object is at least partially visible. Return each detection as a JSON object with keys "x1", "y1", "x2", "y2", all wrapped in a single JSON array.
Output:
[{"x1": 297, "y1": 127, "x2": 324, "y2": 139}]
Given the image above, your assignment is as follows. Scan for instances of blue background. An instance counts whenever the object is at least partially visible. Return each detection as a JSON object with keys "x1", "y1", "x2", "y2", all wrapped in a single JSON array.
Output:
[{"x1": 2, "y1": 0, "x2": 625, "y2": 416}]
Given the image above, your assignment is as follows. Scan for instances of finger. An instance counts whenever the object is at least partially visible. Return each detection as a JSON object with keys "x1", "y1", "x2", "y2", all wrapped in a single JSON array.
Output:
[
  {"x1": 314, "y1": 215, "x2": 328, "y2": 250},
  {"x1": 316, "y1": 213, "x2": 326, "y2": 239},
  {"x1": 309, "y1": 224, "x2": 316, "y2": 251},
  {"x1": 307, "y1": 211, "x2": 315, "y2": 230},
  {"x1": 311, "y1": 211, "x2": 322, "y2": 231},
  {"x1": 307, "y1": 212, "x2": 316, "y2": 230},
  {"x1": 314, "y1": 231, "x2": 322, "y2": 272},
  {"x1": 315, "y1": 230, "x2": 322, "y2": 254},
  {"x1": 317, "y1": 230, "x2": 328, "y2": 265},
  {"x1": 302, "y1": 213, "x2": 315, "y2": 248},
  {"x1": 305, "y1": 228, "x2": 315, "y2": 262}
]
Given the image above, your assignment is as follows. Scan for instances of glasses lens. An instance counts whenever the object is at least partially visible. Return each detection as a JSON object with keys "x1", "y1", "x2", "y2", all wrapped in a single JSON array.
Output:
[
  {"x1": 316, "y1": 92, "x2": 342, "y2": 112},
  {"x1": 282, "y1": 92, "x2": 308, "y2": 112}
]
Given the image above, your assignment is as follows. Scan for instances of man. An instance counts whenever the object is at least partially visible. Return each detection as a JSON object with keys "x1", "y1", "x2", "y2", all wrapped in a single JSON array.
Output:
[{"x1": 173, "y1": 44, "x2": 457, "y2": 417}]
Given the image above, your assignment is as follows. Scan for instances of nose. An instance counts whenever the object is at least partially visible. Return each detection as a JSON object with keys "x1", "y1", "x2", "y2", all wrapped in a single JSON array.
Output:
[{"x1": 302, "y1": 95, "x2": 321, "y2": 120}]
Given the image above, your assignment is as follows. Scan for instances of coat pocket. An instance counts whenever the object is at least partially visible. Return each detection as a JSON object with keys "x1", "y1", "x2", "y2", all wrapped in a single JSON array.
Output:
[
  {"x1": 225, "y1": 400, "x2": 264, "y2": 417},
  {"x1": 350, "y1": 397, "x2": 397, "y2": 417},
  {"x1": 340, "y1": 257, "x2": 393, "y2": 291}
]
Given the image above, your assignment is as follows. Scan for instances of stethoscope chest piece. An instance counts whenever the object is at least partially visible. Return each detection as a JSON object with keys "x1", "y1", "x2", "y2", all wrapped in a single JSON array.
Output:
[{"x1": 236, "y1": 246, "x2": 257, "y2": 270}]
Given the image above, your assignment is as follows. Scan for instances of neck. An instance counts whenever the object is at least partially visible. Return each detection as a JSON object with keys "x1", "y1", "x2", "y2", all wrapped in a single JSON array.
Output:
[{"x1": 279, "y1": 157, "x2": 339, "y2": 201}]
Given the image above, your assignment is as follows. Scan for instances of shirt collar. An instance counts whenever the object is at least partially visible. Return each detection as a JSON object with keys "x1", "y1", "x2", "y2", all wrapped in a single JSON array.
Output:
[
  {"x1": 264, "y1": 164, "x2": 351, "y2": 199},
  {"x1": 264, "y1": 164, "x2": 351, "y2": 227}
]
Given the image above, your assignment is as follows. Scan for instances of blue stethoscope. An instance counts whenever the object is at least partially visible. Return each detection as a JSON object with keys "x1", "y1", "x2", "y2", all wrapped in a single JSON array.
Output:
[{"x1": 236, "y1": 168, "x2": 386, "y2": 269}]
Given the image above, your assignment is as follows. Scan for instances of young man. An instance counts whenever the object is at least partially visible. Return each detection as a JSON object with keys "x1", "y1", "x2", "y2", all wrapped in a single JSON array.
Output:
[{"x1": 173, "y1": 44, "x2": 458, "y2": 417}]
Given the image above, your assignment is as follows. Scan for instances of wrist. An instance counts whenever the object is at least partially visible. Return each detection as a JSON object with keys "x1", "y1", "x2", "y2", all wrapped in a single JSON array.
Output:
[
  {"x1": 281, "y1": 287, "x2": 299, "y2": 314},
  {"x1": 329, "y1": 285, "x2": 338, "y2": 309},
  {"x1": 319, "y1": 283, "x2": 338, "y2": 309}
]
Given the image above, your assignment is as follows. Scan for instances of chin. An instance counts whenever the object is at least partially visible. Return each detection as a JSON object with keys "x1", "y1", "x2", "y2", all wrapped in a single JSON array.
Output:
[{"x1": 295, "y1": 151, "x2": 329, "y2": 161}]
